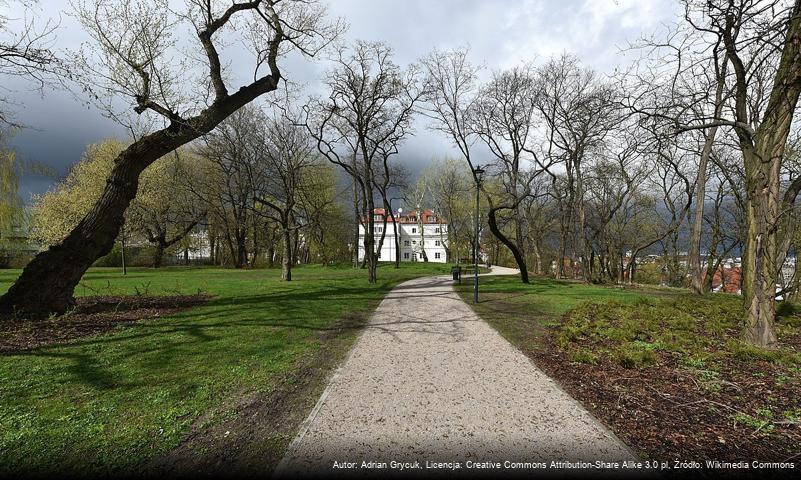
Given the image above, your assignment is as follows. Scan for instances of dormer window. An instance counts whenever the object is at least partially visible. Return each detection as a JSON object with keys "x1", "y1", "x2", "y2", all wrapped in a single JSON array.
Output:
[{"x1": 412, "y1": 227, "x2": 417, "y2": 233}]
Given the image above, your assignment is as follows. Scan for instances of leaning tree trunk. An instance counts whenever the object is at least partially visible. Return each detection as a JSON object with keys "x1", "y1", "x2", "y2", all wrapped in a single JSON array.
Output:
[
  {"x1": 0, "y1": 137, "x2": 168, "y2": 315},
  {"x1": 487, "y1": 206, "x2": 529, "y2": 283},
  {"x1": 0, "y1": 73, "x2": 281, "y2": 316}
]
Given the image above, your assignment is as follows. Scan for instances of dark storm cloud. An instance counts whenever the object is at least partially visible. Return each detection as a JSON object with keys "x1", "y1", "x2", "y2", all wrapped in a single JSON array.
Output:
[{"x1": 4, "y1": 0, "x2": 679, "y2": 202}]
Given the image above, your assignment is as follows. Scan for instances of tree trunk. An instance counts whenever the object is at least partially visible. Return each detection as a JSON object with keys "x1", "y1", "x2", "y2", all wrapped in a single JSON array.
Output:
[
  {"x1": 209, "y1": 231, "x2": 216, "y2": 266},
  {"x1": 281, "y1": 227, "x2": 292, "y2": 281},
  {"x1": 153, "y1": 242, "x2": 165, "y2": 269},
  {"x1": 352, "y1": 176, "x2": 360, "y2": 269},
  {"x1": 690, "y1": 133, "x2": 722, "y2": 294},
  {"x1": 267, "y1": 243, "x2": 275, "y2": 268},
  {"x1": 365, "y1": 185, "x2": 377, "y2": 284},
  {"x1": 723, "y1": 0, "x2": 801, "y2": 345},
  {"x1": 742, "y1": 148, "x2": 779, "y2": 346},
  {"x1": 393, "y1": 213, "x2": 400, "y2": 268},
  {"x1": 236, "y1": 229, "x2": 248, "y2": 269},
  {"x1": 690, "y1": 57, "x2": 727, "y2": 294},
  {"x1": 292, "y1": 227, "x2": 300, "y2": 266},
  {"x1": 0, "y1": 143, "x2": 150, "y2": 314},
  {"x1": 532, "y1": 241, "x2": 541, "y2": 276},
  {"x1": 487, "y1": 207, "x2": 529, "y2": 283}
]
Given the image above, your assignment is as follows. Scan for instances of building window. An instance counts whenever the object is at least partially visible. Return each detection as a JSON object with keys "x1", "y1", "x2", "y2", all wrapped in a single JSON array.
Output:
[
  {"x1": 404, "y1": 240, "x2": 410, "y2": 246},
  {"x1": 412, "y1": 240, "x2": 416, "y2": 245},
  {"x1": 404, "y1": 252, "x2": 409, "y2": 259},
  {"x1": 435, "y1": 252, "x2": 441, "y2": 259},
  {"x1": 410, "y1": 216, "x2": 417, "y2": 222},
  {"x1": 434, "y1": 227, "x2": 440, "y2": 233},
  {"x1": 412, "y1": 227, "x2": 417, "y2": 233},
  {"x1": 376, "y1": 227, "x2": 383, "y2": 233},
  {"x1": 435, "y1": 240, "x2": 441, "y2": 246}
]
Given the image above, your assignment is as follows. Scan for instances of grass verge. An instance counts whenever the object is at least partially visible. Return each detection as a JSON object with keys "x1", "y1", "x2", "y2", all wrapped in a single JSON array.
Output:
[{"x1": 0, "y1": 262, "x2": 450, "y2": 477}]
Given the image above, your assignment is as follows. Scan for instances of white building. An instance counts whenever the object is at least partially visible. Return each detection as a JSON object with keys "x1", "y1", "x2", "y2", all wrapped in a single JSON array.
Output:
[{"x1": 358, "y1": 208, "x2": 449, "y2": 263}]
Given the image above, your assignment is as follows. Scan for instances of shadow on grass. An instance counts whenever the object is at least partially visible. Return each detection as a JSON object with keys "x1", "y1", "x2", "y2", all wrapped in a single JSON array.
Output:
[{"x1": 7, "y1": 276, "x2": 468, "y2": 390}]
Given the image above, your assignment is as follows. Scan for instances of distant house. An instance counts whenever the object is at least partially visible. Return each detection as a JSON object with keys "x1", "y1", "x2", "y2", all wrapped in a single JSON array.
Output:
[
  {"x1": 0, "y1": 225, "x2": 39, "y2": 267},
  {"x1": 358, "y1": 208, "x2": 449, "y2": 263},
  {"x1": 711, "y1": 266, "x2": 742, "y2": 294}
]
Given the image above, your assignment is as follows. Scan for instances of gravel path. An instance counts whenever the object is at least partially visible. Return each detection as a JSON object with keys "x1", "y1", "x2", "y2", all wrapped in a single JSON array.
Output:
[{"x1": 275, "y1": 268, "x2": 636, "y2": 477}]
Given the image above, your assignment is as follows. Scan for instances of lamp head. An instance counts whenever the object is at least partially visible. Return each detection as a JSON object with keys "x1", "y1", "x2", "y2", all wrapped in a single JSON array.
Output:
[{"x1": 473, "y1": 166, "x2": 486, "y2": 182}]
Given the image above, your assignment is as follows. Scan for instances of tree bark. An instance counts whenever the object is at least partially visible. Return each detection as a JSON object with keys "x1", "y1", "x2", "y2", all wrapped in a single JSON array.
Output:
[
  {"x1": 281, "y1": 227, "x2": 292, "y2": 281},
  {"x1": 724, "y1": 0, "x2": 801, "y2": 345},
  {"x1": 352, "y1": 175, "x2": 360, "y2": 269},
  {"x1": 153, "y1": 242, "x2": 165, "y2": 269},
  {"x1": 690, "y1": 58, "x2": 727, "y2": 294},
  {"x1": 487, "y1": 206, "x2": 529, "y2": 283}
]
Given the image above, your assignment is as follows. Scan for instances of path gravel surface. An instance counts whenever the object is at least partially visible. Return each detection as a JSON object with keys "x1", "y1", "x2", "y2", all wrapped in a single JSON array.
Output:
[{"x1": 275, "y1": 267, "x2": 636, "y2": 477}]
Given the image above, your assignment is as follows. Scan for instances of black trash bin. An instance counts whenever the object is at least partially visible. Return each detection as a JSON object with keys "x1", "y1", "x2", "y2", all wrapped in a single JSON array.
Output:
[{"x1": 451, "y1": 266, "x2": 462, "y2": 283}]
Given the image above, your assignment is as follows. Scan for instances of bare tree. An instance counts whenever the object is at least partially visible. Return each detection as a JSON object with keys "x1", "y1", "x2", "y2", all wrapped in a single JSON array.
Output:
[
  {"x1": 627, "y1": 0, "x2": 801, "y2": 345},
  {"x1": 0, "y1": 0, "x2": 342, "y2": 315},
  {"x1": 0, "y1": 0, "x2": 58, "y2": 126},
  {"x1": 195, "y1": 107, "x2": 263, "y2": 268},
  {"x1": 536, "y1": 55, "x2": 620, "y2": 281},
  {"x1": 474, "y1": 64, "x2": 565, "y2": 282},
  {"x1": 254, "y1": 109, "x2": 330, "y2": 281},
  {"x1": 304, "y1": 41, "x2": 423, "y2": 284}
]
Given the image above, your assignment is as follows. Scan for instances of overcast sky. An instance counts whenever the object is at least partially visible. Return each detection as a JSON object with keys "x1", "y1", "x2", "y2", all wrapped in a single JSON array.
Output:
[{"x1": 4, "y1": 0, "x2": 680, "y2": 202}]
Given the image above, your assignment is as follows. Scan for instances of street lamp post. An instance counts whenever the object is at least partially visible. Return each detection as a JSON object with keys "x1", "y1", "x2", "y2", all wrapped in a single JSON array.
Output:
[
  {"x1": 396, "y1": 207, "x2": 404, "y2": 266},
  {"x1": 121, "y1": 222, "x2": 127, "y2": 276},
  {"x1": 472, "y1": 166, "x2": 485, "y2": 304},
  {"x1": 389, "y1": 197, "x2": 403, "y2": 268}
]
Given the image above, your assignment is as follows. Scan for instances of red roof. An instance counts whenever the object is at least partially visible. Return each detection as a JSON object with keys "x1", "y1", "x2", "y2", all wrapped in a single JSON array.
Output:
[
  {"x1": 365, "y1": 208, "x2": 447, "y2": 224},
  {"x1": 711, "y1": 267, "x2": 742, "y2": 294}
]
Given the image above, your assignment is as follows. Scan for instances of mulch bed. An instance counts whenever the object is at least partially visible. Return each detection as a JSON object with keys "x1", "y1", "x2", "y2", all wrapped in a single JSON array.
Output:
[
  {"x1": 527, "y1": 332, "x2": 801, "y2": 465},
  {"x1": 0, "y1": 294, "x2": 211, "y2": 354}
]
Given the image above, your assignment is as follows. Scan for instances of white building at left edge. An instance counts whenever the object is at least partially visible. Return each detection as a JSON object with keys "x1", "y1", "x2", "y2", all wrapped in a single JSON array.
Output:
[{"x1": 357, "y1": 208, "x2": 449, "y2": 263}]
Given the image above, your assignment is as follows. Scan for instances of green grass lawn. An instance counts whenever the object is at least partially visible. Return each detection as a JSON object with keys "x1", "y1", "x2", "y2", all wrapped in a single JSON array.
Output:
[
  {"x1": 457, "y1": 275, "x2": 800, "y2": 366},
  {"x1": 455, "y1": 276, "x2": 671, "y2": 348},
  {"x1": 0, "y1": 262, "x2": 451, "y2": 476}
]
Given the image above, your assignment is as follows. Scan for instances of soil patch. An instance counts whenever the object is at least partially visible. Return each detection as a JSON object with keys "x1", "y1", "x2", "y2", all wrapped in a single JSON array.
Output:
[
  {"x1": 0, "y1": 294, "x2": 211, "y2": 353},
  {"x1": 500, "y1": 311, "x2": 801, "y2": 465},
  {"x1": 532, "y1": 336, "x2": 801, "y2": 462}
]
